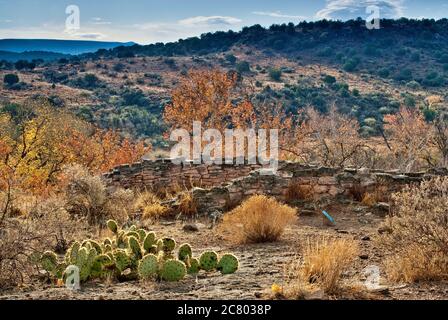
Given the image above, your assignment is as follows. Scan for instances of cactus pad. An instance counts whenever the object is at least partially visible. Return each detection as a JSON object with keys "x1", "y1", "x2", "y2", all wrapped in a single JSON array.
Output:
[
  {"x1": 107, "y1": 220, "x2": 119, "y2": 234},
  {"x1": 217, "y1": 254, "x2": 239, "y2": 275},
  {"x1": 138, "y1": 254, "x2": 159, "y2": 279},
  {"x1": 178, "y1": 243, "x2": 193, "y2": 262},
  {"x1": 199, "y1": 251, "x2": 218, "y2": 271},
  {"x1": 160, "y1": 259, "x2": 187, "y2": 282}
]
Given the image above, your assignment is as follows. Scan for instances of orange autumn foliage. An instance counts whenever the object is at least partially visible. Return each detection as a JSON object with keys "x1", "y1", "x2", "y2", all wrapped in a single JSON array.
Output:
[
  {"x1": 62, "y1": 129, "x2": 149, "y2": 173},
  {"x1": 0, "y1": 105, "x2": 149, "y2": 195},
  {"x1": 164, "y1": 69, "x2": 256, "y2": 132}
]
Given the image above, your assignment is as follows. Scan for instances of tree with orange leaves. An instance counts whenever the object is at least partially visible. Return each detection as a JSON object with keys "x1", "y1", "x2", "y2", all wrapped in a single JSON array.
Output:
[
  {"x1": 383, "y1": 107, "x2": 432, "y2": 172},
  {"x1": 164, "y1": 69, "x2": 256, "y2": 133},
  {"x1": 62, "y1": 129, "x2": 149, "y2": 173},
  {"x1": 0, "y1": 103, "x2": 149, "y2": 197}
]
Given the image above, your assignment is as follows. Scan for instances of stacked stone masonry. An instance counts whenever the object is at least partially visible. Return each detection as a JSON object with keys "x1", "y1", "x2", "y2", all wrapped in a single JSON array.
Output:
[{"x1": 104, "y1": 159, "x2": 448, "y2": 214}]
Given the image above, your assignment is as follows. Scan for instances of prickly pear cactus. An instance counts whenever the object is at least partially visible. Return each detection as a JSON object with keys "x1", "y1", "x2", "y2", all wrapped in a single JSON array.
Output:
[
  {"x1": 217, "y1": 254, "x2": 239, "y2": 275},
  {"x1": 162, "y1": 237, "x2": 176, "y2": 252},
  {"x1": 116, "y1": 231, "x2": 128, "y2": 249},
  {"x1": 40, "y1": 221, "x2": 239, "y2": 285},
  {"x1": 138, "y1": 254, "x2": 158, "y2": 279},
  {"x1": 113, "y1": 249, "x2": 131, "y2": 273},
  {"x1": 65, "y1": 241, "x2": 80, "y2": 265},
  {"x1": 103, "y1": 238, "x2": 113, "y2": 246},
  {"x1": 148, "y1": 245, "x2": 158, "y2": 254},
  {"x1": 126, "y1": 231, "x2": 140, "y2": 240},
  {"x1": 160, "y1": 259, "x2": 187, "y2": 282},
  {"x1": 156, "y1": 239, "x2": 163, "y2": 252},
  {"x1": 178, "y1": 243, "x2": 192, "y2": 262},
  {"x1": 199, "y1": 251, "x2": 218, "y2": 272},
  {"x1": 91, "y1": 254, "x2": 113, "y2": 278},
  {"x1": 136, "y1": 229, "x2": 147, "y2": 242},
  {"x1": 127, "y1": 236, "x2": 142, "y2": 260},
  {"x1": 143, "y1": 232, "x2": 156, "y2": 252},
  {"x1": 187, "y1": 257, "x2": 200, "y2": 274},
  {"x1": 107, "y1": 220, "x2": 119, "y2": 234},
  {"x1": 41, "y1": 251, "x2": 58, "y2": 275},
  {"x1": 88, "y1": 240, "x2": 102, "y2": 254}
]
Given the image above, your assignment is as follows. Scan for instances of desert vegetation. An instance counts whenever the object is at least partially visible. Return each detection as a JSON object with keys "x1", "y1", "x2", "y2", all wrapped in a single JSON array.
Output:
[
  {"x1": 380, "y1": 177, "x2": 448, "y2": 283},
  {"x1": 1, "y1": 18, "x2": 448, "y2": 301}
]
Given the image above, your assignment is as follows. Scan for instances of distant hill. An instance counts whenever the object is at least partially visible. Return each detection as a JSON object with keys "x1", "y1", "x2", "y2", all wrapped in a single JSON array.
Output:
[
  {"x1": 0, "y1": 39, "x2": 136, "y2": 55},
  {"x1": 0, "y1": 50, "x2": 70, "y2": 62}
]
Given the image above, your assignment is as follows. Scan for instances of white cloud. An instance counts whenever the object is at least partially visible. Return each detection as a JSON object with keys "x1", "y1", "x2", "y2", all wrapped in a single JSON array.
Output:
[
  {"x1": 74, "y1": 32, "x2": 105, "y2": 40},
  {"x1": 64, "y1": 27, "x2": 106, "y2": 40},
  {"x1": 316, "y1": 0, "x2": 404, "y2": 20},
  {"x1": 91, "y1": 17, "x2": 112, "y2": 25},
  {"x1": 178, "y1": 16, "x2": 242, "y2": 26},
  {"x1": 252, "y1": 11, "x2": 307, "y2": 20},
  {"x1": 132, "y1": 15, "x2": 243, "y2": 43}
]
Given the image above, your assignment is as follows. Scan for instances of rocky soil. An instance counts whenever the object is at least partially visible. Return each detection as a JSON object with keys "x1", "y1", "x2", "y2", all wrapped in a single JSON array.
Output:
[{"x1": 1, "y1": 203, "x2": 447, "y2": 300}]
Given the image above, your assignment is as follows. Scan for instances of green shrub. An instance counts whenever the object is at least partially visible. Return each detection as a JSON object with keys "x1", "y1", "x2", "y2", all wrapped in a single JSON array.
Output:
[
  {"x1": 3, "y1": 73, "x2": 19, "y2": 86},
  {"x1": 236, "y1": 61, "x2": 251, "y2": 73},
  {"x1": 268, "y1": 68, "x2": 282, "y2": 81}
]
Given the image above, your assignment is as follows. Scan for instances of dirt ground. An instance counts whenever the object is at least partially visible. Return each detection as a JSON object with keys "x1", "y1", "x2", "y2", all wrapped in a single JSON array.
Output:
[{"x1": 1, "y1": 203, "x2": 447, "y2": 300}]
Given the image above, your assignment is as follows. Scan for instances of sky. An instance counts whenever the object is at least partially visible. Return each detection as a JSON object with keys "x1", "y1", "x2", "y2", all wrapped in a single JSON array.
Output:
[{"x1": 0, "y1": 0, "x2": 448, "y2": 44}]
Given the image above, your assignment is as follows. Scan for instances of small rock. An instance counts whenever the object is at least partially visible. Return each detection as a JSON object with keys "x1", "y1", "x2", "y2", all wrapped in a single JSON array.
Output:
[
  {"x1": 336, "y1": 229, "x2": 349, "y2": 234},
  {"x1": 374, "y1": 202, "x2": 390, "y2": 215},
  {"x1": 183, "y1": 224, "x2": 199, "y2": 232},
  {"x1": 300, "y1": 209, "x2": 316, "y2": 216},
  {"x1": 368, "y1": 286, "x2": 390, "y2": 295},
  {"x1": 378, "y1": 226, "x2": 392, "y2": 234},
  {"x1": 160, "y1": 221, "x2": 176, "y2": 226},
  {"x1": 306, "y1": 289, "x2": 325, "y2": 300},
  {"x1": 254, "y1": 292, "x2": 262, "y2": 298},
  {"x1": 359, "y1": 254, "x2": 369, "y2": 260},
  {"x1": 361, "y1": 235, "x2": 371, "y2": 241},
  {"x1": 106, "y1": 288, "x2": 113, "y2": 293}
]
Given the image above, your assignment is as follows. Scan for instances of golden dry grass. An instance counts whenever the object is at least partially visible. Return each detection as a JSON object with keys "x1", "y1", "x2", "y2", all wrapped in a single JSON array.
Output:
[
  {"x1": 134, "y1": 191, "x2": 169, "y2": 220},
  {"x1": 384, "y1": 245, "x2": 448, "y2": 283},
  {"x1": 177, "y1": 191, "x2": 198, "y2": 216},
  {"x1": 285, "y1": 181, "x2": 314, "y2": 203},
  {"x1": 219, "y1": 195, "x2": 297, "y2": 244},
  {"x1": 379, "y1": 177, "x2": 448, "y2": 283},
  {"x1": 281, "y1": 238, "x2": 359, "y2": 297},
  {"x1": 300, "y1": 238, "x2": 359, "y2": 294},
  {"x1": 361, "y1": 185, "x2": 389, "y2": 206}
]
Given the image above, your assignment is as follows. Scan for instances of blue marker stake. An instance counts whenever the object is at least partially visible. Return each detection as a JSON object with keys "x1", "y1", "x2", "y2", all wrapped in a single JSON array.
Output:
[{"x1": 322, "y1": 210, "x2": 335, "y2": 224}]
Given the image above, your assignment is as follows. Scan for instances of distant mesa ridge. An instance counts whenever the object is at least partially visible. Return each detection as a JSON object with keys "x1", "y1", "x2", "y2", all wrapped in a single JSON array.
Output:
[{"x1": 0, "y1": 39, "x2": 136, "y2": 56}]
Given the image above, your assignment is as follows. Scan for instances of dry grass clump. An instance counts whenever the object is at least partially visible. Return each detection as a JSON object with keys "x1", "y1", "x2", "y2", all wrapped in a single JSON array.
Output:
[
  {"x1": 361, "y1": 185, "x2": 389, "y2": 206},
  {"x1": 285, "y1": 181, "x2": 314, "y2": 203},
  {"x1": 0, "y1": 219, "x2": 40, "y2": 289},
  {"x1": 347, "y1": 184, "x2": 367, "y2": 202},
  {"x1": 178, "y1": 191, "x2": 198, "y2": 216},
  {"x1": 134, "y1": 191, "x2": 169, "y2": 220},
  {"x1": 0, "y1": 206, "x2": 90, "y2": 289},
  {"x1": 379, "y1": 177, "x2": 448, "y2": 283},
  {"x1": 63, "y1": 164, "x2": 133, "y2": 224},
  {"x1": 283, "y1": 238, "x2": 359, "y2": 297},
  {"x1": 219, "y1": 195, "x2": 296, "y2": 244}
]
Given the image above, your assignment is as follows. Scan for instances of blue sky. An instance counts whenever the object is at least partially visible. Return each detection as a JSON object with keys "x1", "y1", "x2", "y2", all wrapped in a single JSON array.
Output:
[{"x1": 1, "y1": 0, "x2": 448, "y2": 44}]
